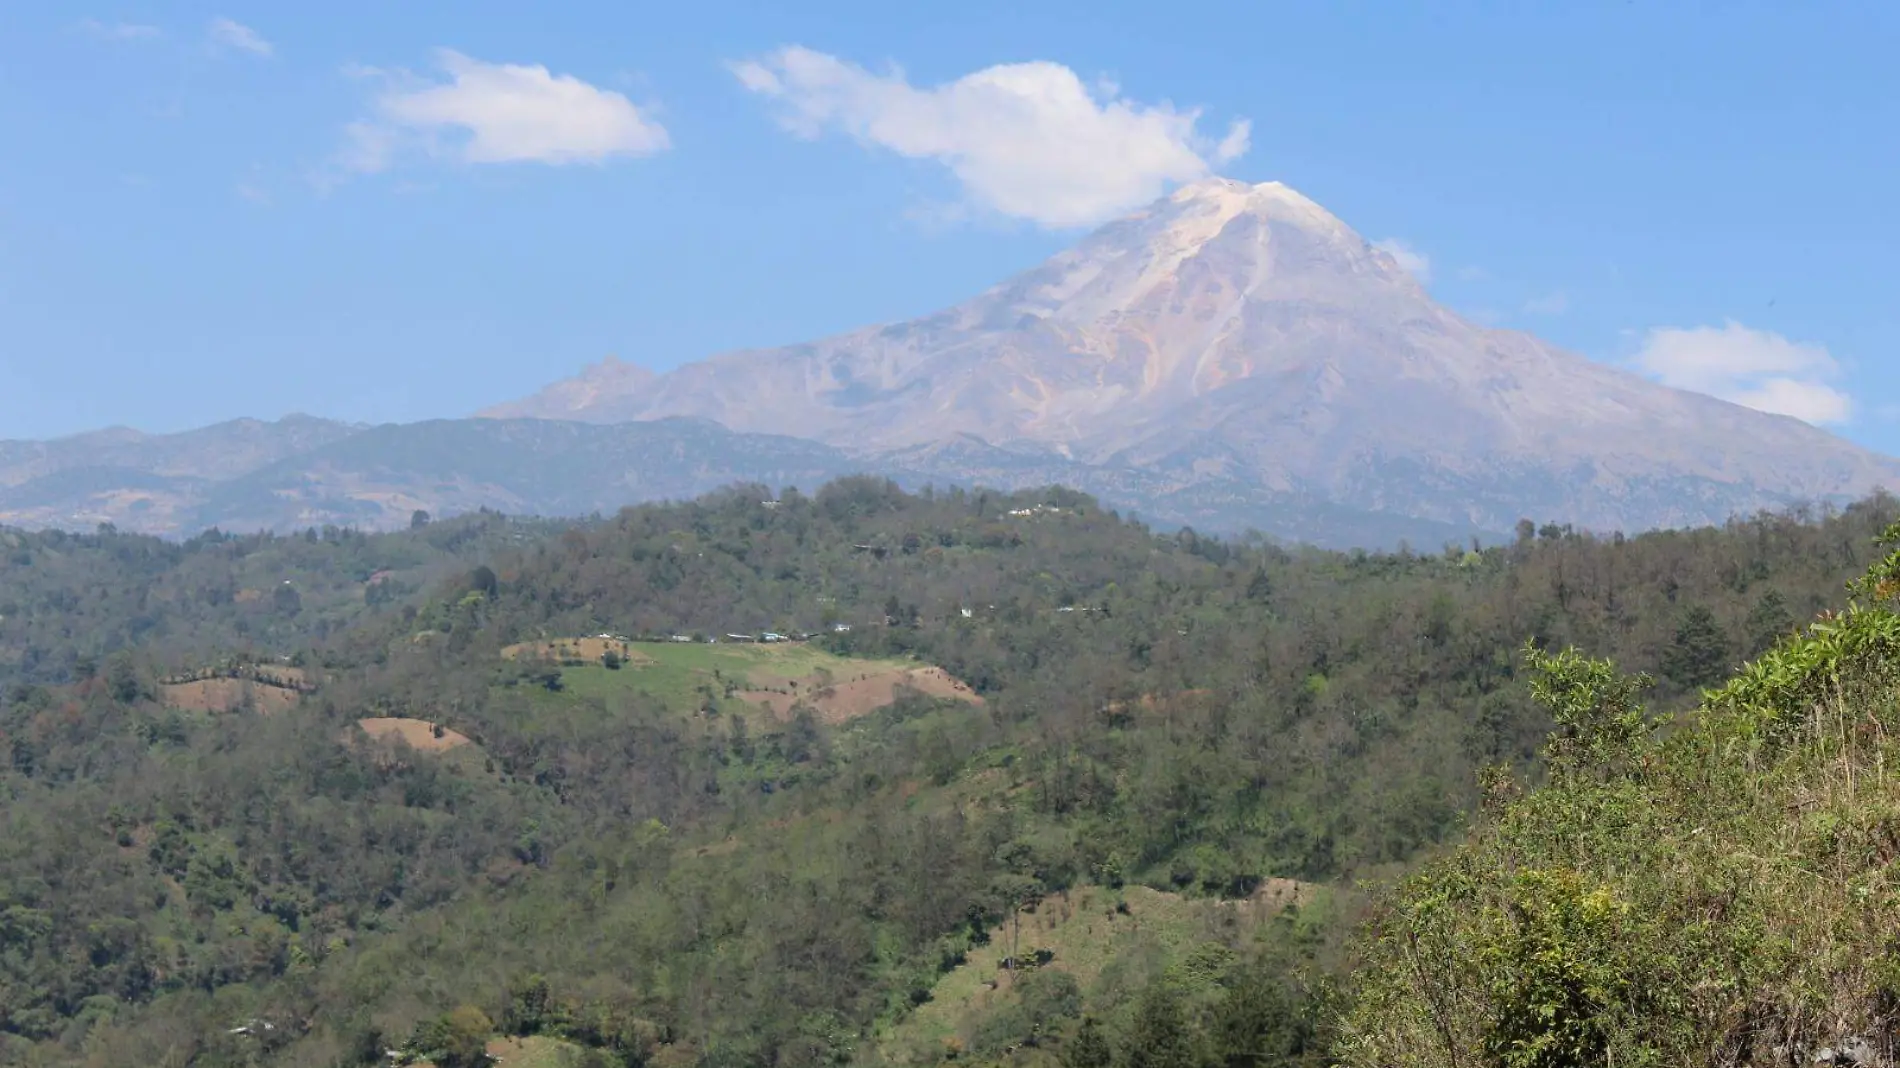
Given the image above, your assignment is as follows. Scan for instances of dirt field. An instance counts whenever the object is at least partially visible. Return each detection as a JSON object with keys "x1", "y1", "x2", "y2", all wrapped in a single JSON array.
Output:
[
  {"x1": 161, "y1": 677, "x2": 302, "y2": 715},
  {"x1": 502, "y1": 637, "x2": 651, "y2": 665},
  {"x1": 1232, "y1": 876, "x2": 1319, "y2": 915},
  {"x1": 737, "y1": 665, "x2": 983, "y2": 724},
  {"x1": 353, "y1": 717, "x2": 472, "y2": 752}
]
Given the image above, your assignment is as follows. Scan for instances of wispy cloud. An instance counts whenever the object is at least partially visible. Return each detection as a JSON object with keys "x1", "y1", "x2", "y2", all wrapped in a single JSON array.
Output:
[
  {"x1": 1455, "y1": 265, "x2": 1491, "y2": 283},
  {"x1": 207, "y1": 17, "x2": 272, "y2": 57},
  {"x1": 78, "y1": 18, "x2": 161, "y2": 41},
  {"x1": 730, "y1": 46, "x2": 1251, "y2": 229},
  {"x1": 1522, "y1": 291, "x2": 1569, "y2": 316},
  {"x1": 1633, "y1": 320, "x2": 1852, "y2": 425},
  {"x1": 336, "y1": 50, "x2": 669, "y2": 179},
  {"x1": 1372, "y1": 238, "x2": 1431, "y2": 284}
]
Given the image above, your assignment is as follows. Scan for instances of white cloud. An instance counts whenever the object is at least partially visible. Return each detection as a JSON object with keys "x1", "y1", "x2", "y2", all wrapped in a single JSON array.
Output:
[
  {"x1": 1522, "y1": 291, "x2": 1569, "y2": 316},
  {"x1": 1372, "y1": 238, "x2": 1431, "y2": 284},
  {"x1": 340, "y1": 50, "x2": 669, "y2": 175},
  {"x1": 79, "y1": 18, "x2": 160, "y2": 40},
  {"x1": 1633, "y1": 320, "x2": 1852, "y2": 425},
  {"x1": 208, "y1": 17, "x2": 272, "y2": 57},
  {"x1": 1214, "y1": 119, "x2": 1252, "y2": 164},
  {"x1": 730, "y1": 46, "x2": 1252, "y2": 229}
]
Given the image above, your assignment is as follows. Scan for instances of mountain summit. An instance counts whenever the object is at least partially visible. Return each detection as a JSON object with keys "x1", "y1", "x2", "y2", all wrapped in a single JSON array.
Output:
[{"x1": 493, "y1": 178, "x2": 1898, "y2": 535}]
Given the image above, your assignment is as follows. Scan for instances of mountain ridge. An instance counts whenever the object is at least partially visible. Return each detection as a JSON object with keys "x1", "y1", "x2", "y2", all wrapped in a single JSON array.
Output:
[
  {"x1": 0, "y1": 414, "x2": 1502, "y2": 549},
  {"x1": 484, "y1": 178, "x2": 1900, "y2": 533}
]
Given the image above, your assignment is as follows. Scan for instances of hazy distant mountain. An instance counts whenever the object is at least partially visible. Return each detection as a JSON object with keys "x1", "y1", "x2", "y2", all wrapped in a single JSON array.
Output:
[
  {"x1": 0, "y1": 417, "x2": 874, "y2": 536},
  {"x1": 0, "y1": 415, "x2": 361, "y2": 486},
  {"x1": 189, "y1": 418, "x2": 867, "y2": 532},
  {"x1": 0, "y1": 413, "x2": 1488, "y2": 548},
  {"x1": 480, "y1": 356, "x2": 657, "y2": 421},
  {"x1": 0, "y1": 416, "x2": 363, "y2": 533},
  {"x1": 495, "y1": 179, "x2": 1900, "y2": 534}
]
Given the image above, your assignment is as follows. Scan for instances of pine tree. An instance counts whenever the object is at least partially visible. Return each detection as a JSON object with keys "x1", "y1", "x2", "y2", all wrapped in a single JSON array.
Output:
[
  {"x1": 1661, "y1": 604, "x2": 1729, "y2": 690},
  {"x1": 1745, "y1": 589, "x2": 1794, "y2": 654}
]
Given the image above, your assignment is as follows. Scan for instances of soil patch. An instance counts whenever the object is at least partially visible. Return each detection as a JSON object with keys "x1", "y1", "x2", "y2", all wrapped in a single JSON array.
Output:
[
  {"x1": 161, "y1": 677, "x2": 302, "y2": 715},
  {"x1": 1231, "y1": 876, "x2": 1319, "y2": 916},
  {"x1": 503, "y1": 637, "x2": 651, "y2": 665},
  {"x1": 353, "y1": 717, "x2": 471, "y2": 752},
  {"x1": 738, "y1": 665, "x2": 982, "y2": 724}
]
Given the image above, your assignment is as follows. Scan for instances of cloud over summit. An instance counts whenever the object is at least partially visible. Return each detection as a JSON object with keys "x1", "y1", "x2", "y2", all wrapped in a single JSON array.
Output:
[{"x1": 733, "y1": 46, "x2": 1252, "y2": 228}]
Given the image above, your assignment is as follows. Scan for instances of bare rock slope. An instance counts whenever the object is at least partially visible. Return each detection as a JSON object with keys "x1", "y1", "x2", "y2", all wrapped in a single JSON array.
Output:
[{"x1": 496, "y1": 179, "x2": 1899, "y2": 534}]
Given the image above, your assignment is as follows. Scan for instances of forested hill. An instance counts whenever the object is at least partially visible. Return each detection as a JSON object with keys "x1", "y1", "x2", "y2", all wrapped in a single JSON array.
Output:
[
  {"x1": 0, "y1": 510, "x2": 562, "y2": 691},
  {"x1": 1, "y1": 481, "x2": 1895, "y2": 1067}
]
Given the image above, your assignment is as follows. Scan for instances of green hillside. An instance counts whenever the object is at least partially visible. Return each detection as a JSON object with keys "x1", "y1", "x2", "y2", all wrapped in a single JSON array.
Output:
[
  {"x1": 1337, "y1": 523, "x2": 1900, "y2": 1065},
  {"x1": 876, "y1": 882, "x2": 1338, "y2": 1067},
  {"x1": 3, "y1": 480, "x2": 1898, "y2": 1066}
]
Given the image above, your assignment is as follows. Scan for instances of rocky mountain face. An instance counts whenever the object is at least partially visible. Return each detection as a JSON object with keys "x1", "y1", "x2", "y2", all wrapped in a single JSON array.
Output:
[
  {"x1": 490, "y1": 179, "x2": 1900, "y2": 535},
  {"x1": 481, "y1": 356, "x2": 656, "y2": 422}
]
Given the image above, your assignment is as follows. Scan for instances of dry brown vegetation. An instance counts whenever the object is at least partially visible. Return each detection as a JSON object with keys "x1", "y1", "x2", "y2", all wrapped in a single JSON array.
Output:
[
  {"x1": 353, "y1": 717, "x2": 472, "y2": 752},
  {"x1": 502, "y1": 636, "x2": 651, "y2": 664},
  {"x1": 160, "y1": 677, "x2": 303, "y2": 715},
  {"x1": 736, "y1": 664, "x2": 983, "y2": 724}
]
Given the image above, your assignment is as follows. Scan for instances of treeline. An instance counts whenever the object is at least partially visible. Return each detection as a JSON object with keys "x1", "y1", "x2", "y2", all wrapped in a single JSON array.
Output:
[{"x1": 0, "y1": 512, "x2": 552, "y2": 691}]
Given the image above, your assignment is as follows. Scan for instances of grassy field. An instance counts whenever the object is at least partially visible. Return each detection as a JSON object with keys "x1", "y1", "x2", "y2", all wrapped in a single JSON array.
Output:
[
  {"x1": 876, "y1": 882, "x2": 1329, "y2": 1064},
  {"x1": 413, "y1": 1034, "x2": 587, "y2": 1067},
  {"x1": 522, "y1": 639, "x2": 963, "y2": 724},
  {"x1": 484, "y1": 1035, "x2": 589, "y2": 1066}
]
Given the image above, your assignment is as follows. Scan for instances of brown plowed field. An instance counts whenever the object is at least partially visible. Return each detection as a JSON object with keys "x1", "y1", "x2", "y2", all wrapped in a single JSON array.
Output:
[{"x1": 737, "y1": 665, "x2": 983, "y2": 724}]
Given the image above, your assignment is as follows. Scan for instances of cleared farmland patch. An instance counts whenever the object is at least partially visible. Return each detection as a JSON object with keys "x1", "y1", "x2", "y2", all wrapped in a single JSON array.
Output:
[
  {"x1": 501, "y1": 636, "x2": 651, "y2": 665},
  {"x1": 737, "y1": 664, "x2": 983, "y2": 724},
  {"x1": 160, "y1": 665, "x2": 310, "y2": 714},
  {"x1": 353, "y1": 716, "x2": 472, "y2": 752},
  {"x1": 161, "y1": 677, "x2": 303, "y2": 714},
  {"x1": 509, "y1": 639, "x2": 979, "y2": 725}
]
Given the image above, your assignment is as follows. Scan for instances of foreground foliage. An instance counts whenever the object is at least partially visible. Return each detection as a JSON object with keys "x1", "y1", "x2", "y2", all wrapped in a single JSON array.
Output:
[{"x1": 1342, "y1": 521, "x2": 1900, "y2": 1066}]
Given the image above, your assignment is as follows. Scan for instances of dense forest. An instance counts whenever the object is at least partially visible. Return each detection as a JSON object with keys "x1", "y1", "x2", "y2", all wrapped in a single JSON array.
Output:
[{"x1": 2, "y1": 479, "x2": 1894, "y2": 1067}]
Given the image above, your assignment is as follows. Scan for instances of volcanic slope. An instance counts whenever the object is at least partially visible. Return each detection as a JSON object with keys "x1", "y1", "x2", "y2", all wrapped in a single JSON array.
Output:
[{"x1": 494, "y1": 179, "x2": 1900, "y2": 535}]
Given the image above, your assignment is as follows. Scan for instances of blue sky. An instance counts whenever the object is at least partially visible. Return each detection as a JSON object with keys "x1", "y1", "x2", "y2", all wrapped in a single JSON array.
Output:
[{"x1": 2, "y1": 2, "x2": 1896, "y2": 451}]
